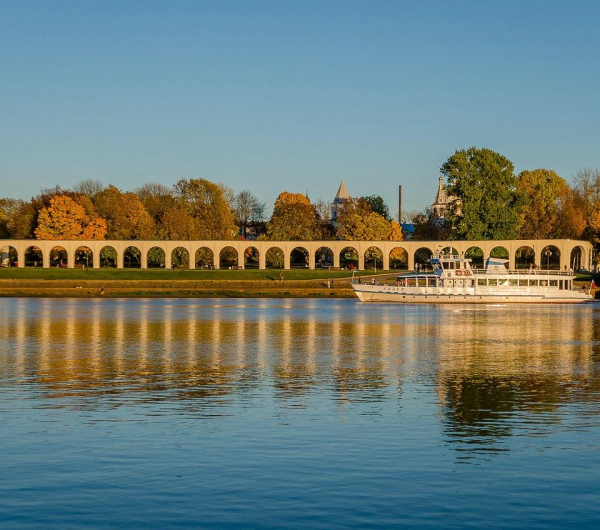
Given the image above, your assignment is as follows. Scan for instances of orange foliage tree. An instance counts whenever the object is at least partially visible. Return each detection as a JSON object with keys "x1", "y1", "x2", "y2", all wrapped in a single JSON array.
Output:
[{"x1": 35, "y1": 195, "x2": 107, "y2": 240}]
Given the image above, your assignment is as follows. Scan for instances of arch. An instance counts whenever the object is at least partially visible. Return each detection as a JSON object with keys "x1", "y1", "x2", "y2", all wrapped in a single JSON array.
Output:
[
  {"x1": 1, "y1": 245, "x2": 18, "y2": 267},
  {"x1": 340, "y1": 246, "x2": 358, "y2": 270},
  {"x1": 219, "y1": 246, "x2": 238, "y2": 269},
  {"x1": 195, "y1": 247, "x2": 214, "y2": 269},
  {"x1": 243, "y1": 246, "x2": 259, "y2": 269},
  {"x1": 515, "y1": 246, "x2": 535, "y2": 269},
  {"x1": 50, "y1": 246, "x2": 68, "y2": 268},
  {"x1": 315, "y1": 246, "x2": 334, "y2": 268},
  {"x1": 172, "y1": 247, "x2": 189, "y2": 269},
  {"x1": 541, "y1": 245, "x2": 560, "y2": 270},
  {"x1": 100, "y1": 246, "x2": 117, "y2": 268},
  {"x1": 291, "y1": 246, "x2": 309, "y2": 268},
  {"x1": 147, "y1": 246, "x2": 166, "y2": 268},
  {"x1": 389, "y1": 246, "x2": 408, "y2": 270},
  {"x1": 464, "y1": 246, "x2": 484, "y2": 269},
  {"x1": 414, "y1": 247, "x2": 433, "y2": 270},
  {"x1": 123, "y1": 246, "x2": 141, "y2": 268},
  {"x1": 265, "y1": 246, "x2": 284, "y2": 269},
  {"x1": 24, "y1": 246, "x2": 43, "y2": 267},
  {"x1": 490, "y1": 246, "x2": 509, "y2": 259},
  {"x1": 364, "y1": 246, "x2": 383, "y2": 270},
  {"x1": 74, "y1": 246, "x2": 93, "y2": 268},
  {"x1": 570, "y1": 246, "x2": 585, "y2": 271},
  {"x1": 442, "y1": 246, "x2": 458, "y2": 256}
]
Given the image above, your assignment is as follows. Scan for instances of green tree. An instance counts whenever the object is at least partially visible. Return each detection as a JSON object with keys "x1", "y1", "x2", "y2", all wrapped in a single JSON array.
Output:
[
  {"x1": 361, "y1": 195, "x2": 390, "y2": 221},
  {"x1": 411, "y1": 209, "x2": 452, "y2": 240},
  {"x1": 442, "y1": 147, "x2": 521, "y2": 240},
  {"x1": 0, "y1": 198, "x2": 23, "y2": 238},
  {"x1": 517, "y1": 169, "x2": 568, "y2": 239}
]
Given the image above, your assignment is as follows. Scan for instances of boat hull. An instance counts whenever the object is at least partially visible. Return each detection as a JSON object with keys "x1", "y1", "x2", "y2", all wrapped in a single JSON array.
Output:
[{"x1": 353, "y1": 286, "x2": 594, "y2": 304}]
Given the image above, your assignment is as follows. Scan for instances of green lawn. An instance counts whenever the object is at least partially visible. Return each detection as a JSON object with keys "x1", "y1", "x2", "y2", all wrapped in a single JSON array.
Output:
[{"x1": 0, "y1": 267, "x2": 385, "y2": 281}]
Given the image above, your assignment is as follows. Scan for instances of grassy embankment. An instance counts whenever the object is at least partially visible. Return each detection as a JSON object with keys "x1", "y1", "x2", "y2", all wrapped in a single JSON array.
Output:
[{"x1": 0, "y1": 267, "x2": 391, "y2": 298}]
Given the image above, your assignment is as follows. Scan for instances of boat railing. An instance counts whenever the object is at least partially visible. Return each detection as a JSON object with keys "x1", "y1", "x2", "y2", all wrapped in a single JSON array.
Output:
[{"x1": 471, "y1": 269, "x2": 573, "y2": 276}]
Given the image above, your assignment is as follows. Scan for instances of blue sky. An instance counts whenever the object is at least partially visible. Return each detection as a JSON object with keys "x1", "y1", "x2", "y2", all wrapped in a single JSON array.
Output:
[{"x1": 1, "y1": 0, "x2": 599, "y2": 216}]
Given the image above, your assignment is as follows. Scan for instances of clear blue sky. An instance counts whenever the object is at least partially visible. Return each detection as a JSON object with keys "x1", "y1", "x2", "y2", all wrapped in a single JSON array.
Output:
[{"x1": 1, "y1": 0, "x2": 599, "y2": 216}]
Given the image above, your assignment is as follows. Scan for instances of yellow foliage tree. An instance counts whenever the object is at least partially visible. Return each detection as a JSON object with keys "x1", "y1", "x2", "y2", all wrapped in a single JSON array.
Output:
[
  {"x1": 267, "y1": 192, "x2": 320, "y2": 240},
  {"x1": 94, "y1": 185, "x2": 155, "y2": 239},
  {"x1": 336, "y1": 199, "x2": 403, "y2": 241},
  {"x1": 35, "y1": 195, "x2": 107, "y2": 240}
]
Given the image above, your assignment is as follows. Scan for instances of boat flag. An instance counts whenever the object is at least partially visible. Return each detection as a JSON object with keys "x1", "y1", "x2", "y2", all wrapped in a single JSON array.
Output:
[{"x1": 592, "y1": 280, "x2": 597, "y2": 289}]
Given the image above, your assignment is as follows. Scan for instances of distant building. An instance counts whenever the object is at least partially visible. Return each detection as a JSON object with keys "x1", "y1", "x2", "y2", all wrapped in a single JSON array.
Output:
[
  {"x1": 330, "y1": 179, "x2": 350, "y2": 226},
  {"x1": 431, "y1": 175, "x2": 452, "y2": 220}
]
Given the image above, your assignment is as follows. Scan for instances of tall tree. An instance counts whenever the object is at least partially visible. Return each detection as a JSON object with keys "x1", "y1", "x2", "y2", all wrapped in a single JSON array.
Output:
[
  {"x1": 573, "y1": 168, "x2": 600, "y2": 243},
  {"x1": 94, "y1": 185, "x2": 155, "y2": 240},
  {"x1": 233, "y1": 190, "x2": 266, "y2": 237},
  {"x1": 267, "y1": 192, "x2": 320, "y2": 240},
  {"x1": 35, "y1": 195, "x2": 107, "y2": 240},
  {"x1": 174, "y1": 178, "x2": 237, "y2": 239},
  {"x1": 0, "y1": 198, "x2": 23, "y2": 238},
  {"x1": 442, "y1": 147, "x2": 521, "y2": 240},
  {"x1": 361, "y1": 195, "x2": 390, "y2": 221},
  {"x1": 517, "y1": 169, "x2": 569, "y2": 239}
]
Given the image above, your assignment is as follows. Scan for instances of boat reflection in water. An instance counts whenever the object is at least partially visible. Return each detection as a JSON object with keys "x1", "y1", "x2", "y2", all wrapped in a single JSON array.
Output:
[{"x1": 2, "y1": 298, "x2": 600, "y2": 457}]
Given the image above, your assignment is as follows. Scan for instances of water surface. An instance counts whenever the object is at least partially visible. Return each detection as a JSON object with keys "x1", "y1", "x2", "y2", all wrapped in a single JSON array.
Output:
[{"x1": 1, "y1": 298, "x2": 600, "y2": 529}]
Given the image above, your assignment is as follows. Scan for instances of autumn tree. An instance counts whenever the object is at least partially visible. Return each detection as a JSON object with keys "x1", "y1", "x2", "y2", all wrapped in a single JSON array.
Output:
[
  {"x1": 517, "y1": 169, "x2": 569, "y2": 239},
  {"x1": 0, "y1": 198, "x2": 23, "y2": 238},
  {"x1": 554, "y1": 188, "x2": 587, "y2": 240},
  {"x1": 336, "y1": 198, "x2": 403, "y2": 241},
  {"x1": 35, "y1": 195, "x2": 107, "y2": 240},
  {"x1": 573, "y1": 168, "x2": 600, "y2": 243},
  {"x1": 94, "y1": 185, "x2": 155, "y2": 239},
  {"x1": 442, "y1": 147, "x2": 521, "y2": 240},
  {"x1": 174, "y1": 178, "x2": 237, "y2": 239},
  {"x1": 267, "y1": 192, "x2": 321, "y2": 240},
  {"x1": 411, "y1": 208, "x2": 452, "y2": 241}
]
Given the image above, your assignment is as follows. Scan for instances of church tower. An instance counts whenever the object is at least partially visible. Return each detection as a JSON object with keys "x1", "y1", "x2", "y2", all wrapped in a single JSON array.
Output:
[
  {"x1": 330, "y1": 179, "x2": 350, "y2": 226},
  {"x1": 431, "y1": 175, "x2": 450, "y2": 219}
]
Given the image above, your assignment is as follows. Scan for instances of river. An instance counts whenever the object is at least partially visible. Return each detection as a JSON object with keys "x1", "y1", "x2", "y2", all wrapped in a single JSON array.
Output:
[{"x1": 1, "y1": 298, "x2": 600, "y2": 529}]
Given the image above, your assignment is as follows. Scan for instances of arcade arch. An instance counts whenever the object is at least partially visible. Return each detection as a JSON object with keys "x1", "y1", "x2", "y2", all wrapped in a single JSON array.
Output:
[
  {"x1": 172, "y1": 247, "x2": 189, "y2": 268},
  {"x1": 315, "y1": 246, "x2": 334, "y2": 268},
  {"x1": 570, "y1": 246, "x2": 585, "y2": 271},
  {"x1": 123, "y1": 246, "x2": 141, "y2": 268},
  {"x1": 50, "y1": 246, "x2": 68, "y2": 268},
  {"x1": 219, "y1": 246, "x2": 238, "y2": 269},
  {"x1": 266, "y1": 247, "x2": 284, "y2": 269},
  {"x1": 515, "y1": 246, "x2": 535, "y2": 269},
  {"x1": 389, "y1": 247, "x2": 408, "y2": 270},
  {"x1": 340, "y1": 246, "x2": 358, "y2": 270},
  {"x1": 74, "y1": 246, "x2": 93, "y2": 268},
  {"x1": 148, "y1": 246, "x2": 166, "y2": 268},
  {"x1": 464, "y1": 246, "x2": 484, "y2": 269},
  {"x1": 541, "y1": 245, "x2": 560, "y2": 270},
  {"x1": 364, "y1": 246, "x2": 383, "y2": 270},
  {"x1": 1, "y1": 245, "x2": 18, "y2": 267},
  {"x1": 244, "y1": 246, "x2": 259, "y2": 269},
  {"x1": 195, "y1": 247, "x2": 214, "y2": 269},
  {"x1": 24, "y1": 246, "x2": 43, "y2": 267},
  {"x1": 100, "y1": 246, "x2": 117, "y2": 268},
  {"x1": 291, "y1": 247, "x2": 309, "y2": 268},
  {"x1": 490, "y1": 246, "x2": 509, "y2": 259},
  {"x1": 414, "y1": 247, "x2": 432, "y2": 271}
]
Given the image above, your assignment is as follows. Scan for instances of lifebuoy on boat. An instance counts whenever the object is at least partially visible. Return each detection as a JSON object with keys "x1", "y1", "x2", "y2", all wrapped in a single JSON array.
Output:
[{"x1": 455, "y1": 270, "x2": 463, "y2": 276}]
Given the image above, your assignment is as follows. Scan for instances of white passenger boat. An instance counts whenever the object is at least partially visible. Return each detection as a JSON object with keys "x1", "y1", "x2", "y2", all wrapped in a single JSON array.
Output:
[{"x1": 352, "y1": 254, "x2": 594, "y2": 304}]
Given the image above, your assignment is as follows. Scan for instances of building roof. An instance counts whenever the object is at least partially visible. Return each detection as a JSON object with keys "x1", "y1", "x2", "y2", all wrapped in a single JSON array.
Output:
[{"x1": 333, "y1": 179, "x2": 350, "y2": 202}]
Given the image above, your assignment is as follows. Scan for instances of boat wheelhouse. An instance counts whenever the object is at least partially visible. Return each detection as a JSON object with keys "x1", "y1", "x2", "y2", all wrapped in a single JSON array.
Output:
[{"x1": 352, "y1": 253, "x2": 593, "y2": 304}]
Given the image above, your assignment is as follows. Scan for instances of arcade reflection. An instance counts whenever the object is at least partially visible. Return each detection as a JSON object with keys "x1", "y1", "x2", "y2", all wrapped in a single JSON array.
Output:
[{"x1": 1, "y1": 299, "x2": 599, "y2": 457}]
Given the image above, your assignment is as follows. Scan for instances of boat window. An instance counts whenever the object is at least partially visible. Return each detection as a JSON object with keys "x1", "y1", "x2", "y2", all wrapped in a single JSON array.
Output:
[
  {"x1": 489, "y1": 279, "x2": 498, "y2": 286},
  {"x1": 559, "y1": 280, "x2": 563, "y2": 290},
  {"x1": 530, "y1": 279, "x2": 539, "y2": 287},
  {"x1": 519, "y1": 279, "x2": 528, "y2": 287},
  {"x1": 478, "y1": 279, "x2": 486, "y2": 286},
  {"x1": 550, "y1": 280, "x2": 558, "y2": 287},
  {"x1": 509, "y1": 279, "x2": 518, "y2": 286}
]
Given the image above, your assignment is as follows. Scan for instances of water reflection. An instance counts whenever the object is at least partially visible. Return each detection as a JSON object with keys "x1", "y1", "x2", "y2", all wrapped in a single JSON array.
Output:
[{"x1": 1, "y1": 299, "x2": 599, "y2": 457}]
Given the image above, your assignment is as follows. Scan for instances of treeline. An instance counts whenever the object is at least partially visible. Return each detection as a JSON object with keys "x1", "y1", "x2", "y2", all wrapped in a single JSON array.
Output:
[
  {"x1": 1, "y1": 146, "x2": 599, "y2": 251},
  {"x1": 0, "y1": 179, "x2": 401, "y2": 242}
]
